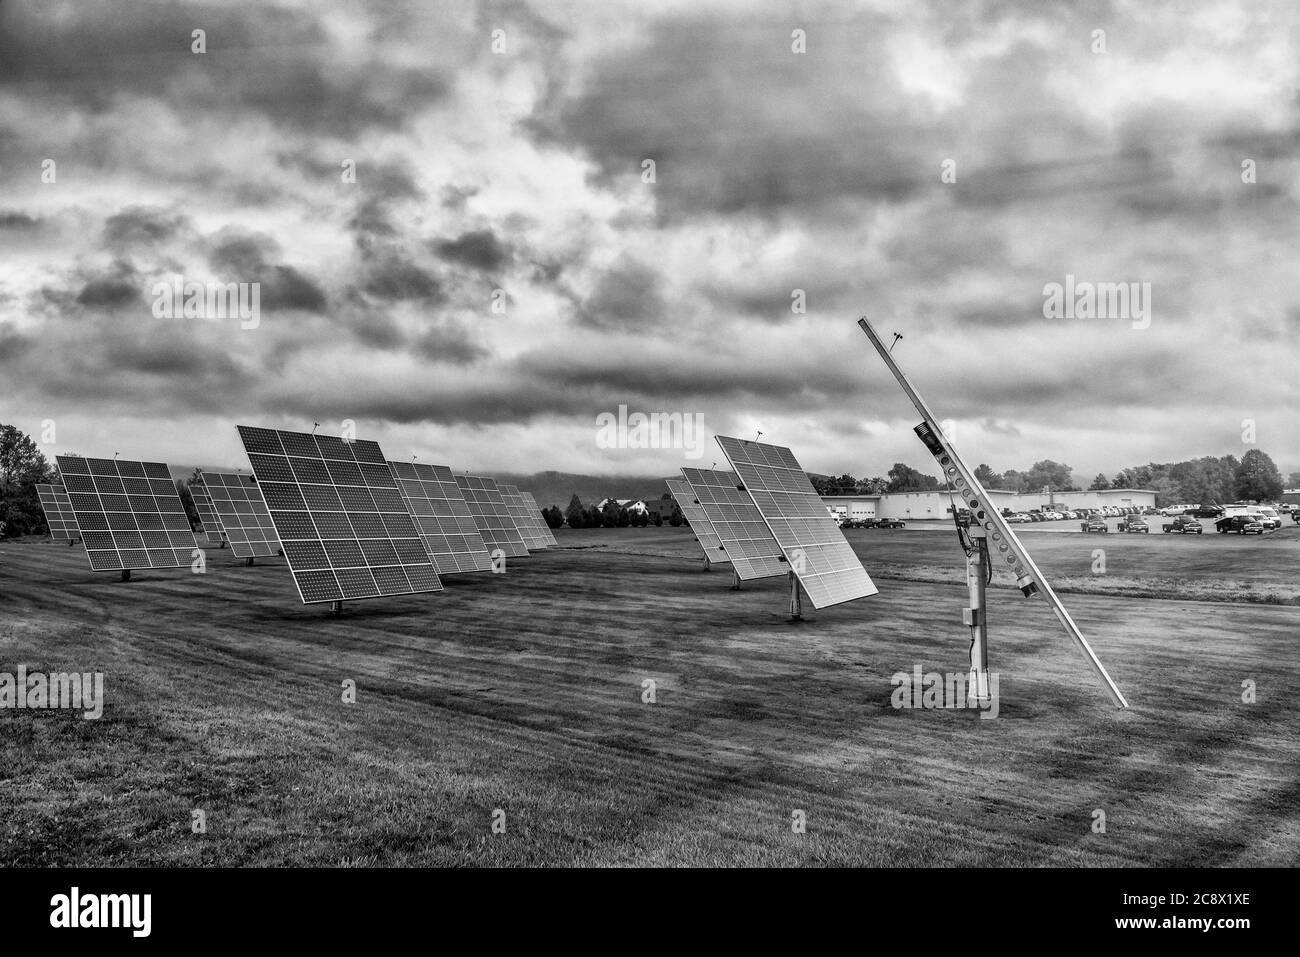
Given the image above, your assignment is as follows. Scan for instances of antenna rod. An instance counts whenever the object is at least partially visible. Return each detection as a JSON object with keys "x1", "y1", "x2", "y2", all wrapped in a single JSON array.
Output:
[{"x1": 857, "y1": 316, "x2": 1129, "y2": 707}]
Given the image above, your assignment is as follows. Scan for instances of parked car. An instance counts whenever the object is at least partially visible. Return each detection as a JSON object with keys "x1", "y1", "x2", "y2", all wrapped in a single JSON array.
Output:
[
  {"x1": 1118, "y1": 514, "x2": 1149, "y2": 533},
  {"x1": 1080, "y1": 517, "x2": 1109, "y2": 533},
  {"x1": 875, "y1": 518, "x2": 906, "y2": 529},
  {"x1": 1293, "y1": 509, "x2": 1300, "y2": 524},
  {"x1": 1256, "y1": 507, "x2": 1283, "y2": 529},
  {"x1": 1006, "y1": 513, "x2": 1031, "y2": 524},
  {"x1": 1215, "y1": 515, "x2": 1264, "y2": 535},
  {"x1": 1162, "y1": 516, "x2": 1203, "y2": 534}
]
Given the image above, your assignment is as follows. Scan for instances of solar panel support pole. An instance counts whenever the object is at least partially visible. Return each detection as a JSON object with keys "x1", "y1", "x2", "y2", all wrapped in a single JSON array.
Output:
[
  {"x1": 701, "y1": 555, "x2": 711, "y2": 572},
  {"x1": 965, "y1": 528, "x2": 991, "y2": 704},
  {"x1": 330, "y1": 600, "x2": 343, "y2": 615},
  {"x1": 788, "y1": 571, "x2": 803, "y2": 621},
  {"x1": 120, "y1": 570, "x2": 131, "y2": 582},
  {"x1": 858, "y1": 315, "x2": 1128, "y2": 708},
  {"x1": 730, "y1": 568, "x2": 741, "y2": 590}
]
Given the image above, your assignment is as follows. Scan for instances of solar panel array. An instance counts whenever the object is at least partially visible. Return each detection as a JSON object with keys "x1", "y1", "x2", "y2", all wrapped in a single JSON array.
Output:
[
  {"x1": 498, "y1": 484, "x2": 552, "y2": 551},
  {"x1": 190, "y1": 481, "x2": 227, "y2": 547},
  {"x1": 519, "y1": 492, "x2": 558, "y2": 547},
  {"x1": 717, "y1": 436, "x2": 878, "y2": 608},
  {"x1": 199, "y1": 470, "x2": 281, "y2": 559},
  {"x1": 454, "y1": 475, "x2": 529, "y2": 558},
  {"x1": 680, "y1": 468, "x2": 785, "y2": 581},
  {"x1": 36, "y1": 484, "x2": 79, "y2": 542},
  {"x1": 236, "y1": 426, "x2": 442, "y2": 604},
  {"x1": 55, "y1": 457, "x2": 198, "y2": 571},
  {"x1": 665, "y1": 477, "x2": 730, "y2": 564},
  {"x1": 388, "y1": 461, "x2": 494, "y2": 575}
]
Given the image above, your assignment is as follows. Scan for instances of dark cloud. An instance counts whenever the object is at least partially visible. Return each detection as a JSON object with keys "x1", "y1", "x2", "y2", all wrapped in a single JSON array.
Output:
[
  {"x1": 208, "y1": 232, "x2": 327, "y2": 312},
  {"x1": 411, "y1": 320, "x2": 489, "y2": 366},
  {"x1": 362, "y1": 257, "x2": 444, "y2": 303},
  {"x1": 103, "y1": 206, "x2": 191, "y2": 249},
  {"x1": 574, "y1": 257, "x2": 664, "y2": 331},
  {"x1": 0, "y1": 1, "x2": 451, "y2": 135},
  {"x1": 0, "y1": 211, "x2": 40, "y2": 231},
  {"x1": 432, "y1": 229, "x2": 511, "y2": 272}
]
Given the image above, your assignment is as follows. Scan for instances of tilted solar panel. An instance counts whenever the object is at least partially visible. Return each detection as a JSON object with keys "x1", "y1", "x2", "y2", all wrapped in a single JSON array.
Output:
[
  {"x1": 190, "y1": 481, "x2": 227, "y2": 548},
  {"x1": 199, "y1": 470, "x2": 281, "y2": 559},
  {"x1": 519, "y1": 492, "x2": 559, "y2": 547},
  {"x1": 665, "y1": 477, "x2": 730, "y2": 564},
  {"x1": 454, "y1": 475, "x2": 528, "y2": 558},
  {"x1": 36, "y1": 484, "x2": 80, "y2": 542},
  {"x1": 498, "y1": 483, "x2": 551, "y2": 551},
  {"x1": 716, "y1": 435, "x2": 877, "y2": 609},
  {"x1": 387, "y1": 461, "x2": 494, "y2": 575},
  {"x1": 236, "y1": 426, "x2": 442, "y2": 604},
  {"x1": 54, "y1": 456, "x2": 198, "y2": 571},
  {"x1": 680, "y1": 467, "x2": 785, "y2": 581}
]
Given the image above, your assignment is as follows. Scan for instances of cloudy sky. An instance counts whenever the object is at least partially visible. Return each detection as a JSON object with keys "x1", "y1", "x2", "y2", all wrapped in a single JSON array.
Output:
[{"x1": 1, "y1": 0, "x2": 1297, "y2": 483}]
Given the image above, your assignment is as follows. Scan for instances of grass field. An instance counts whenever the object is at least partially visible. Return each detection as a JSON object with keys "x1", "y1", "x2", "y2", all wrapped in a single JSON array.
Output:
[{"x1": 2, "y1": 526, "x2": 1297, "y2": 866}]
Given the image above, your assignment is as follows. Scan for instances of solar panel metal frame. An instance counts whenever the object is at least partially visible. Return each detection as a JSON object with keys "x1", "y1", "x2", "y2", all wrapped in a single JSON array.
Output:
[
  {"x1": 519, "y1": 492, "x2": 558, "y2": 547},
  {"x1": 54, "y1": 456, "x2": 198, "y2": 571},
  {"x1": 37, "y1": 483, "x2": 80, "y2": 542},
  {"x1": 198, "y1": 470, "x2": 282, "y2": 559},
  {"x1": 236, "y1": 426, "x2": 442, "y2": 604},
  {"x1": 680, "y1": 467, "x2": 785, "y2": 581},
  {"x1": 387, "y1": 461, "x2": 494, "y2": 575},
  {"x1": 665, "y1": 477, "x2": 730, "y2": 565},
  {"x1": 454, "y1": 475, "x2": 529, "y2": 558},
  {"x1": 716, "y1": 435, "x2": 878, "y2": 609},
  {"x1": 498, "y1": 483, "x2": 552, "y2": 551},
  {"x1": 189, "y1": 481, "x2": 228, "y2": 548}
]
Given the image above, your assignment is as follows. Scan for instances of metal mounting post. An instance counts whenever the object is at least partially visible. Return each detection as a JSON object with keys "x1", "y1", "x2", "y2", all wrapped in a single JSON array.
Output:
[
  {"x1": 788, "y1": 571, "x2": 803, "y2": 621},
  {"x1": 730, "y1": 568, "x2": 742, "y2": 590},
  {"x1": 330, "y1": 600, "x2": 343, "y2": 615},
  {"x1": 120, "y1": 569, "x2": 131, "y2": 582},
  {"x1": 245, "y1": 557, "x2": 255, "y2": 567},
  {"x1": 964, "y1": 531, "x2": 991, "y2": 704}
]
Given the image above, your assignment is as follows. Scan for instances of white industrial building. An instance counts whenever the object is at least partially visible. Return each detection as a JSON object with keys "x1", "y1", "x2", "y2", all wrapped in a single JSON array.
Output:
[{"x1": 821, "y1": 488, "x2": 1157, "y2": 521}]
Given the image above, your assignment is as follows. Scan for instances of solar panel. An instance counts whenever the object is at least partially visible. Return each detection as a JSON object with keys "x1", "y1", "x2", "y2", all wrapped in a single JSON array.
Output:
[
  {"x1": 54, "y1": 456, "x2": 198, "y2": 571},
  {"x1": 716, "y1": 435, "x2": 878, "y2": 609},
  {"x1": 36, "y1": 484, "x2": 80, "y2": 542},
  {"x1": 519, "y1": 492, "x2": 559, "y2": 547},
  {"x1": 454, "y1": 475, "x2": 529, "y2": 558},
  {"x1": 198, "y1": 470, "x2": 282, "y2": 559},
  {"x1": 680, "y1": 468, "x2": 785, "y2": 581},
  {"x1": 665, "y1": 477, "x2": 730, "y2": 565},
  {"x1": 498, "y1": 484, "x2": 552, "y2": 551},
  {"x1": 387, "y1": 461, "x2": 494, "y2": 575},
  {"x1": 189, "y1": 481, "x2": 228, "y2": 548},
  {"x1": 236, "y1": 426, "x2": 442, "y2": 604}
]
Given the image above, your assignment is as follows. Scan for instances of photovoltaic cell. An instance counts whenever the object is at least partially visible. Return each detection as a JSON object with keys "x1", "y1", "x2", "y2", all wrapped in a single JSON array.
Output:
[
  {"x1": 198, "y1": 470, "x2": 281, "y2": 559},
  {"x1": 54, "y1": 456, "x2": 198, "y2": 570},
  {"x1": 716, "y1": 435, "x2": 877, "y2": 609},
  {"x1": 190, "y1": 482, "x2": 227, "y2": 547},
  {"x1": 665, "y1": 477, "x2": 730, "y2": 565},
  {"x1": 519, "y1": 492, "x2": 558, "y2": 547},
  {"x1": 236, "y1": 426, "x2": 442, "y2": 604},
  {"x1": 454, "y1": 475, "x2": 528, "y2": 558},
  {"x1": 498, "y1": 484, "x2": 552, "y2": 551},
  {"x1": 387, "y1": 461, "x2": 493, "y2": 575},
  {"x1": 36, "y1": 484, "x2": 80, "y2": 542},
  {"x1": 680, "y1": 468, "x2": 785, "y2": 581}
]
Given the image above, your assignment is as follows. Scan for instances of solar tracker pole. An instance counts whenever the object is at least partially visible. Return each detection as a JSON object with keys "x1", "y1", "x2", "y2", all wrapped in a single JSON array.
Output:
[
  {"x1": 788, "y1": 571, "x2": 803, "y2": 621},
  {"x1": 965, "y1": 528, "x2": 991, "y2": 703},
  {"x1": 120, "y1": 570, "x2": 131, "y2": 582},
  {"x1": 858, "y1": 316, "x2": 1129, "y2": 708},
  {"x1": 731, "y1": 567, "x2": 741, "y2": 590}
]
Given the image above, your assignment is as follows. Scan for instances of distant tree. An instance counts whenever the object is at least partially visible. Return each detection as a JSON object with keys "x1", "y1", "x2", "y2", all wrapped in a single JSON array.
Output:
[
  {"x1": 1000, "y1": 469, "x2": 1028, "y2": 492},
  {"x1": 175, "y1": 479, "x2": 200, "y2": 530},
  {"x1": 1088, "y1": 473, "x2": 1110, "y2": 490},
  {"x1": 542, "y1": 505, "x2": 564, "y2": 529},
  {"x1": 1148, "y1": 474, "x2": 1183, "y2": 508},
  {"x1": 565, "y1": 495, "x2": 586, "y2": 529},
  {"x1": 885, "y1": 463, "x2": 940, "y2": 493},
  {"x1": 652, "y1": 511, "x2": 663, "y2": 526},
  {"x1": 1233, "y1": 449, "x2": 1283, "y2": 502},
  {"x1": 1288, "y1": 471, "x2": 1300, "y2": 489},
  {"x1": 1112, "y1": 470, "x2": 1131, "y2": 489},
  {"x1": 857, "y1": 476, "x2": 887, "y2": 494},
  {"x1": 616, "y1": 506, "x2": 631, "y2": 528},
  {"x1": 668, "y1": 505, "x2": 684, "y2": 527},
  {"x1": 0, "y1": 423, "x2": 57, "y2": 538},
  {"x1": 973, "y1": 464, "x2": 1001, "y2": 488},
  {"x1": 1024, "y1": 460, "x2": 1073, "y2": 491}
]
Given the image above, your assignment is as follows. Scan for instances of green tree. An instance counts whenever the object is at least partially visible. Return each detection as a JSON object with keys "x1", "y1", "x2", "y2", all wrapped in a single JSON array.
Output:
[
  {"x1": 973, "y1": 464, "x2": 1001, "y2": 487},
  {"x1": 1088, "y1": 473, "x2": 1110, "y2": 490},
  {"x1": 1233, "y1": 449, "x2": 1283, "y2": 502},
  {"x1": 565, "y1": 495, "x2": 586, "y2": 529},
  {"x1": 886, "y1": 463, "x2": 940, "y2": 493},
  {"x1": 1288, "y1": 471, "x2": 1300, "y2": 488},
  {"x1": 668, "y1": 505, "x2": 684, "y2": 527},
  {"x1": 1024, "y1": 460, "x2": 1073, "y2": 491},
  {"x1": 542, "y1": 505, "x2": 564, "y2": 529},
  {"x1": 0, "y1": 424, "x2": 58, "y2": 539}
]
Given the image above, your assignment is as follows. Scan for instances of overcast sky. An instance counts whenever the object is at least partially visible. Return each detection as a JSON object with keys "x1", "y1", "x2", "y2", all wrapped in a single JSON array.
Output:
[{"x1": 1, "y1": 0, "x2": 1296, "y2": 483}]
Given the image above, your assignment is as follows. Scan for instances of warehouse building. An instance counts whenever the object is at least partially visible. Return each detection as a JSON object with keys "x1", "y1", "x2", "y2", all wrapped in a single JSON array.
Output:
[{"x1": 821, "y1": 488, "x2": 1156, "y2": 522}]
